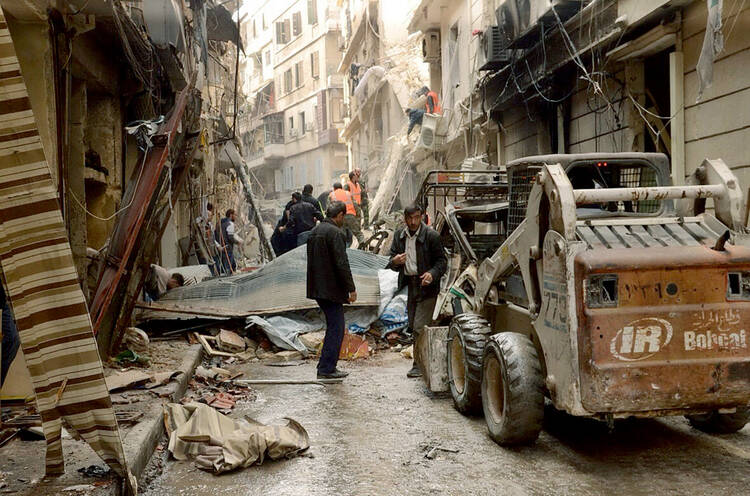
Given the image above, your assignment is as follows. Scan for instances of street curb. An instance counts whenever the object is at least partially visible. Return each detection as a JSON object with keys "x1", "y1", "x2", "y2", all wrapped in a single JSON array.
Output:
[{"x1": 121, "y1": 344, "x2": 203, "y2": 485}]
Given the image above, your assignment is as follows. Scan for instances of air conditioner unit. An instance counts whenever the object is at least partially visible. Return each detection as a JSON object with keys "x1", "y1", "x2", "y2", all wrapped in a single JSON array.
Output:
[
  {"x1": 477, "y1": 26, "x2": 512, "y2": 71},
  {"x1": 422, "y1": 30, "x2": 440, "y2": 63},
  {"x1": 496, "y1": 1, "x2": 582, "y2": 48},
  {"x1": 416, "y1": 113, "x2": 442, "y2": 151},
  {"x1": 289, "y1": 128, "x2": 299, "y2": 138}
]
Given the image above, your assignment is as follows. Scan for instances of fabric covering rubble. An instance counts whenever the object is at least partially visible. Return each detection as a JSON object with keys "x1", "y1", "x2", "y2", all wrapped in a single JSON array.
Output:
[{"x1": 164, "y1": 403, "x2": 309, "y2": 474}]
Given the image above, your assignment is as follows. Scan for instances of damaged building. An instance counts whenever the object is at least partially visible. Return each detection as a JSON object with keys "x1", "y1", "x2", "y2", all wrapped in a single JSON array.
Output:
[{"x1": 397, "y1": 0, "x2": 750, "y2": 213}]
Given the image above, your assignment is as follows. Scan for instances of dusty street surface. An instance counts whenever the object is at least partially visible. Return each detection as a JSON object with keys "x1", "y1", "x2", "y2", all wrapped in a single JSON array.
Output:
[{"x1": 143, "y1": 352, "x2": 750, "y2": 496}]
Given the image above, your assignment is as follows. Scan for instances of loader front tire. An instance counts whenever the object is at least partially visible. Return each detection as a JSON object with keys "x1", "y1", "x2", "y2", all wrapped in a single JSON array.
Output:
[
  {"x1": 447, "y1": 313, "x2": 492, "y2": 415},
  {"x1": 686, "y1": 408, "x2": 750, "y2": 434},
  {"x1": 482, "y1": 332, "x2": 544, "y2": 445}
]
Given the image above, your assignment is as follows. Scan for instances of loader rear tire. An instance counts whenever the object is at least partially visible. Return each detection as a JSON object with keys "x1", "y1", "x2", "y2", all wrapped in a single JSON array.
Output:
[
  {"x1": 481, "y1": 332, "x2": 544, "y2": 445},
  {"x1": 686, "y1": 408, "x2": 750, "y2": 434},
  {"x1": 447, "y1": 313, "x2": 492, "y2": 415}
]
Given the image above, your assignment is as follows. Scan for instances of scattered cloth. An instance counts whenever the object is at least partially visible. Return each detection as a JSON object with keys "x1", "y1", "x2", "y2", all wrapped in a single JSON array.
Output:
[
  {"x1": 164, "y1": 403, "x2": 309, "y2": 474},
  {"x1": 696, "y1": 0, "x2": 724, "y2": 101}
]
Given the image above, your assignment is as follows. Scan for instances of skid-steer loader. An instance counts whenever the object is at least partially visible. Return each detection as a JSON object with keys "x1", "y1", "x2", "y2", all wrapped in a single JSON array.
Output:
[{"x1": 442, "y1": 153, "x2": 750, "y2": 445}]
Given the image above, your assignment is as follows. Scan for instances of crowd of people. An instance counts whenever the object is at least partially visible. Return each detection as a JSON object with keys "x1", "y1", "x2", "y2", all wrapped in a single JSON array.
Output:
[{"x1": 271, "y1": 168, "x2": 368, "y2": 256}]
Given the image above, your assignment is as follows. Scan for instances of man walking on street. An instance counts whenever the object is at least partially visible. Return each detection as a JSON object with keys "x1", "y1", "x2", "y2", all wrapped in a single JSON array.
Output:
[
  {"x1": 307, "y1": 201, "x2": 357, "y2": 379},
  {"x1": 388, "y1": 204, "x2": 447, "y2": 378},
  {"x1": 288, "y1": 191, "x2": 323, "y2": 246},
  {"x1": 330, "y1": 182, "x2": 363, "y2": 247}
]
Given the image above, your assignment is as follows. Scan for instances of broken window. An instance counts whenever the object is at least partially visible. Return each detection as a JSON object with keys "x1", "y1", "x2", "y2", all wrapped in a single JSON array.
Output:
[
  {"x1": 308, "y1": 0, "x2": 318, "y2": 24},
  {"x1": 293, "y1": 12, "x2": 302, "y2": 36},
  {"x1": 310, "y1": 51, "x2": 319, "y2": 79}
]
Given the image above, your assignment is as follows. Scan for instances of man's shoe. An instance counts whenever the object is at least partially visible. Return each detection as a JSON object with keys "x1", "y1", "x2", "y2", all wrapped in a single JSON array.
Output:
[
  {"x1": 317, "y1": 368, "x2": 349, "y2": 379},
  {"x1": 406, "y1": 364, "x2": 422, "y2": 378}
]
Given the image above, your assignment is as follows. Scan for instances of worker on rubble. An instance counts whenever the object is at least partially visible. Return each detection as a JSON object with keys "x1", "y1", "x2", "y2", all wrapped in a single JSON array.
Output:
[
  {"x1": 215, "y1": 209, "x2": 243, "y2": 273},
  {"x1": 354, "y1": 169, "x2": 370, "y2": 225},
  {"x1": 302, "y1": 184, "x2": 323, "y2": 213},
  {"x1": 346, "y1": 171, "x2": 365, "y2": 233},
  {"x1": 288, "y1": 191, "x2": 324, "y2": 246},
  {"x1": 306, "y1": 201, "x2": 357, "y2": 380},
  {"x1": 387, "y1": 204, "x2": 447, "y2": 378},
  {"x1": 144, "y1": 265, "x2": 185, "y2": 302},
  {"x1": 329, "y1": 182, "x2": 364, "y2": 247},
  {"x1": 0, "y1": 284, "x2": 20, "y2": 387},
  {"x1": 405, "y1": 86, "x2": 441, "y2": 136}
]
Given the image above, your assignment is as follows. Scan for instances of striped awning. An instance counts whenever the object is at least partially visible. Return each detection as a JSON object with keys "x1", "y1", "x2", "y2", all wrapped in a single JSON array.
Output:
[{"x1": 0, "y1": 7, "x2": 133, "y2": 491}]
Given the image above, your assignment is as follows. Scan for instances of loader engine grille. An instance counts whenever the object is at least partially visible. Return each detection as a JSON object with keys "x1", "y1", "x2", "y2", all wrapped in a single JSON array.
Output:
[{"x1": 508, "y1": 165, "x2": 541, "y2": 234}]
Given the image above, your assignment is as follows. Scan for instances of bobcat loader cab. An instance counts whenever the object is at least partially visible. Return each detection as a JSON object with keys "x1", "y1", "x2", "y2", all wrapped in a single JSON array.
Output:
[{"x1": 442, "y1": 153, "x2": 750, "y2": 445}]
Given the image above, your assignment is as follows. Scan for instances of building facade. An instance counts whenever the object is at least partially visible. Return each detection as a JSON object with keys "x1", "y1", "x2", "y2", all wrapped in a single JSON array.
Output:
[
  {"x1": 241, "y1": 0, "x2": 348, "y2": 208},
  {"x1": 405, "y1": 0, "x2": 750, "y2": 211}
]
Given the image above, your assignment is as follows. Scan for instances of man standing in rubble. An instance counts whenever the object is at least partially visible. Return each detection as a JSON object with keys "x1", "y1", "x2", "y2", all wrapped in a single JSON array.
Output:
[
  {"x1": 346, "y1": 171, "x2": 365, "y2": 232},
  {"x1": 329, "y1": 182, "x2": 363, "y2": 247},
  {"x1": 302, "y1": 184, "x2": 323, "y2": 213},
  {"x1": 306, "y1": 201, "x2": 357, "y2": 380},
  {"x1": 216, "y1": 208, "x2": 243, "y2": 273},
  {"x1": 388, "y1": 204, "x2": 447, "y2": 378},
  {"x1": 288, "y1": 192, "x2": 324, "y2": 246}
]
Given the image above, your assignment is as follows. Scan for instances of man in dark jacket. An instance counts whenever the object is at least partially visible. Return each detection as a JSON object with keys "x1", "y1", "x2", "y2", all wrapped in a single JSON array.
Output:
[
  {"x1": 215, "y1": 209, "x2": 242, "y2": 274},
  {"x1": 307, "y1": 201, "x2": 357, "y2": 379},
  {"x1": 388, "y1": 204, "x2": 447, "y2": 378},
  {"x1": 288, "y1": 192, "x2": 323, "y2": 246},
  {"x1": 302, "y1": 184, "x2": 323, "y2": 213}
]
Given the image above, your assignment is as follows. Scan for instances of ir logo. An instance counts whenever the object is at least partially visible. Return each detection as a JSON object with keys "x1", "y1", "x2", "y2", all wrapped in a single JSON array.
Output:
[{"x1": 610, "y1": 318, "x2": 673, "y2": 361}]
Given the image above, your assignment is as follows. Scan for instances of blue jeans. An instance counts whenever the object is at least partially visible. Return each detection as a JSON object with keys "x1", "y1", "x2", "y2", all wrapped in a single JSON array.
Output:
[
  {"x1": 2, "y1": 299, "x2": 20, "y2": 386},
  {"x1": 296, "y1": 230, "x2": 312, "y2": 247},
  {"x1": 316, "y1": 299, "x2": 345, "y2": 374}
]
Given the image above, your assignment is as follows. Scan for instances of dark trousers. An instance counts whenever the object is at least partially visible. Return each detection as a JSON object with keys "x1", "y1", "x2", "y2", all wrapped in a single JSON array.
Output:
[
  {"x1": 406, "y1": 276, "x2": 437, "y2": 337},
  {"x1": 221, "y1": 248, "x2": 236, "y2": 273},
  {"x1": 316, "y1": 298, "x2": 345, "y2": 374},
  {"x1": 296, "y1": 230, "x2": 312, "y2": 247}
]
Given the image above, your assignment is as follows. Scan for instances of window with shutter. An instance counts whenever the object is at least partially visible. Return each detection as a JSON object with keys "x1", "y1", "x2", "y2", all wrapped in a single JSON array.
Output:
[
  {"x1": 308, "y1": 0, "x2": 318, "y2": 24},
  {"x1": 294, "y1": 63, "x2": 300, "y2": 87},
  {"x1": 292, "y1": 12, "x2": 302, "y2": 36},
  {"x1": 284, "y1": 69, "x2": 292, "y2": 93},
  {"x1": 300, "y1": 112, "x2": 306, "y2": 134},
  {"x1": 310, "y1": 51, "x2": 319, "y2": 79},
  {"x1": 274, "y1": 169, "x2": 283, "y2": 192}
]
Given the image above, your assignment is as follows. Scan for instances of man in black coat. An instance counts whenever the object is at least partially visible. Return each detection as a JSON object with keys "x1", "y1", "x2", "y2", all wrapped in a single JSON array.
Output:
[
  {"x1": 307, "y1": 201, "x2": 357, "y2": 379},
  {"x1": 302, "y1": 184, "x2": 323, "y2": 213},
  {"x1": 288, "y1": 192, "x2": 324, "y2": 246},
  {"x1": 388, "y1": 204, "x2": 447, "y2": 378}
]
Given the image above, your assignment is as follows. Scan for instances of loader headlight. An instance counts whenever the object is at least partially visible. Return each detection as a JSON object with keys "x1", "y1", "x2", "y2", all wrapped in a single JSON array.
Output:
[
  {"x1": 586, "y1": 274, "x2": 618, "y2": 308},
  {"x1": 727, "y1": 272, "x2": 750, "y2": 300}
]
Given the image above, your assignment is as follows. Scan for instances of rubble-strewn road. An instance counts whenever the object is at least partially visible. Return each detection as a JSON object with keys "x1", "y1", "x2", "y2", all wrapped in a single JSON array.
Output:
[{"x1": 144, "y1": 353, "x2": 750, "y2": 496}]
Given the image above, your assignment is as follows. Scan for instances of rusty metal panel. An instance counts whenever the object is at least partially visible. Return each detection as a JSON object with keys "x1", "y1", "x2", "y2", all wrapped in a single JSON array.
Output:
[{"x1": 575, "y1": 245, "x2": 750, "y2": 414}]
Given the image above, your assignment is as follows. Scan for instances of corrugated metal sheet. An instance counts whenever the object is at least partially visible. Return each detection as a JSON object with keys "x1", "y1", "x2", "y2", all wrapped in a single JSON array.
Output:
[
  {"x1": 141, "y1": 246, "x2": 388, "y2": 319},
  {"x1": 575, "y1": 216, "x2": 726, "y2": 249}
]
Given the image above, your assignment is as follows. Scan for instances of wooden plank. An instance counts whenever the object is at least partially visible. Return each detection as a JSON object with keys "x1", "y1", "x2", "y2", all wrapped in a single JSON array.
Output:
[
  {"x1": 663, "y1": 223, "x2": 701, "y2": 246},
  {"x1": 629, "y1": 225, "x2": 661, "y2": 247},
  {"x1": 684, "y1": 88, "x2": 750, "y2": 142},
  {"x1": 193, "y1": 332, "x2": 237, "y2": 358}
]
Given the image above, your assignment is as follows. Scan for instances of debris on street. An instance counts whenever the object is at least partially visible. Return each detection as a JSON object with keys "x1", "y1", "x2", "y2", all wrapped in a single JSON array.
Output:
[{"x1": 164, "y1": 403, "x2": 309, "y2": 474}]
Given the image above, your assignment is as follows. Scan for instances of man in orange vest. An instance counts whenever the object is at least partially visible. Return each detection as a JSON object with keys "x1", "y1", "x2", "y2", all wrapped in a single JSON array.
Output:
[
  {"x1": 329, "y1": 182, "x2": 363, "y2": 246},
  {"x1": 405, "y1": 86, "x2": 441, "y2": 136},
  {"x1": 346, "y1": 171, "x2": 365, "y2": 237}
]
